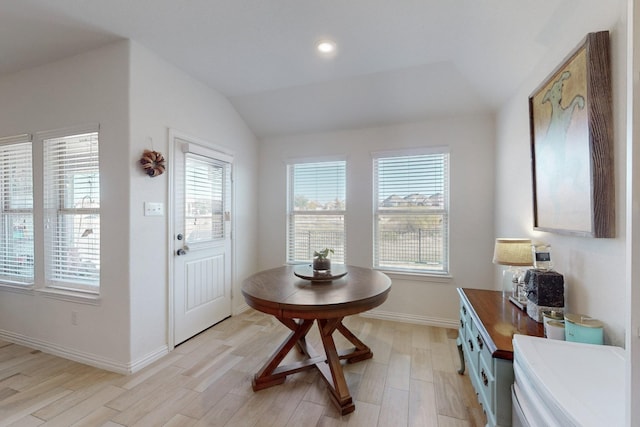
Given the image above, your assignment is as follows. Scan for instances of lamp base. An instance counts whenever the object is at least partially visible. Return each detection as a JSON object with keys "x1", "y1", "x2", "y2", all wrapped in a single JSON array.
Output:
[
  {"x1": 508, "y1": 296, "x2": 527, "y2": 311},
  {"x1": 501, "y1": 268, "x2": 520, "y2": 299}
]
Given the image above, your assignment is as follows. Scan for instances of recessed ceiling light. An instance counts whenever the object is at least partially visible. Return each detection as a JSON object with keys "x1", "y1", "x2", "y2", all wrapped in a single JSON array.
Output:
[{"x1": 316, "y1": 40, "x2": 337, "y2": 55}]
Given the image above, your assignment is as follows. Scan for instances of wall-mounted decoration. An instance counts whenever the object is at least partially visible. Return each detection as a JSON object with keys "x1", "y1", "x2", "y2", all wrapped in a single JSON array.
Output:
[
  {"x1": 529, "y1": 31, "x2": 614, "y2": 238},
  {"x1": 139, "y1": 149, "x2": 165, "y2": 177}
]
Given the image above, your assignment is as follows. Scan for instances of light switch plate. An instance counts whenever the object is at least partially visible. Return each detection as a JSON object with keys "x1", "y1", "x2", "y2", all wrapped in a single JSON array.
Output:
[{"x1": 144, "y1": 202, "x2": 164, "y2": 216}]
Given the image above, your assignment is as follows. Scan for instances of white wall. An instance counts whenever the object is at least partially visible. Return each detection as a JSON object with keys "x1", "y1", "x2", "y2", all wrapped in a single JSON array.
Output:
[
  {"x1": 128, "y1": 42, "x2": 259, "y2": 364},
  {"x1": 0, "y1": 40, "x2": 259, "y2": 373},
  {"x1": 495, "y1": 2, "x2": 627, "y2": 347},
  {"x1": 0, "y1": 42, "x2": 132, "y2": 369},
  {"x1": 258, "y1": 115, "x2": 495, "y2": 326}
]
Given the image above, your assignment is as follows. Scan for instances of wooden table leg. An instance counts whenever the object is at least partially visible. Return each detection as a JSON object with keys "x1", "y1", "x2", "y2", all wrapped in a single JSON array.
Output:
[
  {"x1": 317, "y1": 318, "x2": 356, "y2": 415},
  {"x1": 336, "y1": 321, "x2": 373, "y2": 363},
  {"x1": 252, "y1": 318, "x2": 317, "y2": 390},
  {"x1": 252, "y1": 316, "x2": 373, "y2": 416}
]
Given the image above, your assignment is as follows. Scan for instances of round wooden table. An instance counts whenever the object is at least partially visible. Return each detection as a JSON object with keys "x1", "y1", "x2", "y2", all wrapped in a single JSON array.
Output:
[{"x1": 242, "y1": 265, "x2": 391, "y2": 415}]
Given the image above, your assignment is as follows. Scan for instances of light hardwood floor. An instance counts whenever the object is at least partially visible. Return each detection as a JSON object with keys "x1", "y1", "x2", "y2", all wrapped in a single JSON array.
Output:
[{"x1": 0, "y1": 310, "x2": 486, "y2": 426}]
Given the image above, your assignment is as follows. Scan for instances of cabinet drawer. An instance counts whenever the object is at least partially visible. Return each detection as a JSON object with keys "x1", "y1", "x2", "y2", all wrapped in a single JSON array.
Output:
[
  {"x1": 459, "y1": 302, "x2": 470, "y2": 335},
  {"x1": 464, "y1": 324, "x2": 481, "y2": 379},
  {"x1": 478, "y1": 353, "x2": 496, "y2": 423},
  {"x1": 478, "y1": 332, "x2": 492, "y2": 374},
  {"x1": 462, "y1": 339, "x2": 480, "y2": 392},
  {"x1": 458, "y1": 309, "x2": 466, "y2": 340},
  {"x1": 460, "y1": 301, "x2": 471, "y2": 326}
]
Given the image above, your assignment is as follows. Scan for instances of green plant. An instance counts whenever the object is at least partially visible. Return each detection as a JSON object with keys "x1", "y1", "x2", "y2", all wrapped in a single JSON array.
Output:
[{"x1": 313, "y1": 248, "x2": 334, "y2": 259}]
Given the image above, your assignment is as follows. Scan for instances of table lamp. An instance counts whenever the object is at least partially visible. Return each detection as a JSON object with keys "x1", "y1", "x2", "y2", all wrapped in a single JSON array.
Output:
[{"x1": 492, "y1": 238, "x2": 533, "y2": 302}]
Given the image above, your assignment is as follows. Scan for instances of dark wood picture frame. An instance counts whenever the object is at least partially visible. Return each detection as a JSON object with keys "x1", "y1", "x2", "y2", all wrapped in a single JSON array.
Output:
[{"x1": 529, "y1": 31, "x2": 614, "y2": 238}]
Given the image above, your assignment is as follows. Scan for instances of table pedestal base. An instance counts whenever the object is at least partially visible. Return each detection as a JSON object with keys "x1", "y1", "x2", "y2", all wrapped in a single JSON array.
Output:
[{"x1": 252, "y1": 317, "x2": 372, "y2": 415}]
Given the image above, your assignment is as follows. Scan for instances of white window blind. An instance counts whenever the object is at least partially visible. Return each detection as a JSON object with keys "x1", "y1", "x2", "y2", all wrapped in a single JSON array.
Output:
[
  {"x1": 44, "y1": 131, "x2": 100, "y2": 291},
  {"x1": 373, "y1": 151, "x2": 449, "y2": 274},
  {"x1": 287, "y1": 160, "x2": 346, "y2": 263},
  {"x1": 184, "y1": 153, "x2": 228, "y2": 244},
  {"x1": 0, "y1": 136, "x2": 33, "y2": 284}
]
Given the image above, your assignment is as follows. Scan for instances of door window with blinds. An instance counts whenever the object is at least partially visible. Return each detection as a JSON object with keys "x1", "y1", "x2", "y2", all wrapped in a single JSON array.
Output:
[
  {"x1": 0, "y1": 135, "x2": 34, "y2": 285},
  {"x1": 43, "y1": 130, "x2": 100, "y2": 292},
  {"x1": 373, "y1": 149, "x2": 449, "y2": 274},
  {"x1": 184, "y1": 153, "x2": 229, "y2": 244},
  {"x1": 287, "y1": 160, "x2": 346, "y2": 264}
]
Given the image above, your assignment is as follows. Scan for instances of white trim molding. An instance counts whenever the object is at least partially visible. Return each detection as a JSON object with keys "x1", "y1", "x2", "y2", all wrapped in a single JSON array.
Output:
[
  {"x1": 233, "y1": 302, "x2": 252, "y2": 316},
  {"x1": 359, "y1": 309, "x2": 459, "y2": 329},
  {"x1": 0, "y1": 329, "x2": 168, "y2": 375}
]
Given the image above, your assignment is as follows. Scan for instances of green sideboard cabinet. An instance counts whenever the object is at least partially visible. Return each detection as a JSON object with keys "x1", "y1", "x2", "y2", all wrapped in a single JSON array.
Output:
[{"x1": 456, "y1": 288, "x2": 544, "y2": 427}]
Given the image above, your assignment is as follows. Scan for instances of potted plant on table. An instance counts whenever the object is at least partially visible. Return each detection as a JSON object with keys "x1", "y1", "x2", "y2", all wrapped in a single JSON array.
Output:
[{"x1": 313, "y1": 248, "x2": 334, "y2": 272}]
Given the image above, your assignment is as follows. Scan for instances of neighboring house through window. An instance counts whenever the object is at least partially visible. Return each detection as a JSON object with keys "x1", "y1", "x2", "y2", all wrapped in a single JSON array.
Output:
[
  {"x1": 287, "y1": 159, "x2": 346, "y2": 264},
  {"x1": 373, "y1": 148, "x2": 449, "y2": 274}
]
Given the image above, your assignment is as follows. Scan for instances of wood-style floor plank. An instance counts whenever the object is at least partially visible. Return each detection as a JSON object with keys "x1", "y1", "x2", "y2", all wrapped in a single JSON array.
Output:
[
  {"x1": 354, "y1": 361, "x2": 386, "y2": 405},
  {"x1": 377, "y1": 386, "x2": 409, "y2": 427},
  {"x1": 434, "y1": 370, "x2": 467, "y2": 419},
  {"x1": 39, "y1": 385, "x2": 124, "y2": 427},
  {"x1": 0, "y1": 310, "x2": 485, "y2": 427},
  {"x1": 411, "y1": 347, "x2": 434, "y2": 383},
  {"x1": 408, "y1": 378, "x2": 439, "y2": 427}
]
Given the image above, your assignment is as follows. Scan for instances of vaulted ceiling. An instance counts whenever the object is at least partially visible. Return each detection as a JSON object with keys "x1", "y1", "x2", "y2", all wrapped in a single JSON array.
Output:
[{"x1": 0, "y1": 0, "x2": 620, "y2": 137}]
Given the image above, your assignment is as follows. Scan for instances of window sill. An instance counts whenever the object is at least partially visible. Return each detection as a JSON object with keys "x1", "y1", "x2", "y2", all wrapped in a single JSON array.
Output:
[
  {"x1": 36, "y1": 287, "x2": 101, "y2": 305},
  {"x1": 376, "y1": 269, "x2": 453, "y2": 283}
]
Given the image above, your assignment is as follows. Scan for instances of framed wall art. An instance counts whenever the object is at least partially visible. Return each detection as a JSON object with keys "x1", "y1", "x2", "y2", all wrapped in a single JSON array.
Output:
[{"x1": 529, "y1": 31, "x2": 614, "y2": 238}]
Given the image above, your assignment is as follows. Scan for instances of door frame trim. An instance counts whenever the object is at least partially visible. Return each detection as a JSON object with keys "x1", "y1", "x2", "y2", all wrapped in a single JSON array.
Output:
[{"x1": 167, "y1": 128, "x2": 235, "y2": 350}]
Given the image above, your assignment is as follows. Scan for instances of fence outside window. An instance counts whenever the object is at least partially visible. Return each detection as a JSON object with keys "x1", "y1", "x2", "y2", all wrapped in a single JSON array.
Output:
[{"x1": 291, "y1": 226, "x2": 444, "y2": 271}]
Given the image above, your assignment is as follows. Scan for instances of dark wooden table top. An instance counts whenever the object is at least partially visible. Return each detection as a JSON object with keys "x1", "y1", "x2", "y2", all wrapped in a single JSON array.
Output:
[
  {"x1": 458, "y1": 288, "x2": 545, "y2": 360},
  {"x1": 242, "y1": 265, "x2": 391, "y2": 319}
]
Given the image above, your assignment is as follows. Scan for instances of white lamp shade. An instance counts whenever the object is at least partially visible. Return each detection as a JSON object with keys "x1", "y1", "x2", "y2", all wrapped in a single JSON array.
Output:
[{"x1": 492, "y1": 238, "x2": 533, "y2": 266}]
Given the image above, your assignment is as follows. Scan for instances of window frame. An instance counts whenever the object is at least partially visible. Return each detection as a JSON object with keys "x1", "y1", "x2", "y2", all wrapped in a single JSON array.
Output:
[
  {"x1": 183, "y1": 152, "x2": 230, "y2": 246},
  {"x1": 372, "y1": 147, "x2": 450, "y2": 276},
  {"x1": 36, "y1": 124, "x2": 101, "y2": 297},
  {"x1": 286, "y1": 158, "x2": 347, "y2": 264},
  {"x1": 0, "y1": 134, "x2": 34, "y2": 286}
]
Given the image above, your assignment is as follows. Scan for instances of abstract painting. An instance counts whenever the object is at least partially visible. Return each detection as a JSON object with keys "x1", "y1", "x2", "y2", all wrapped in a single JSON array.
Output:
[{"x1": 529, "y1": 31, "x2": 614, "y2": 237}]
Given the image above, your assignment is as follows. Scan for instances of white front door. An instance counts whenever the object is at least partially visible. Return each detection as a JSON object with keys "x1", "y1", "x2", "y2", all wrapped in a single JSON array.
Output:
[{"x1": 172, "y1": 137, "x2": 232, "y2": 345}]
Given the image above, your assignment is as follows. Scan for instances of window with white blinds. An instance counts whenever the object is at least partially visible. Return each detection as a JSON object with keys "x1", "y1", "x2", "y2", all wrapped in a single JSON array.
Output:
[
  {"x1": 287, "y1": 160, "x2": 346, "y2": 263},
  {"x1": 184, "y1": 153, "x2": 228, "y2": 244},
  {"x1": 373, "y1": 150, "x2": 449, "y2": 274},
  {"x1": 43, "y1": 131, "x2": 100, "y2": 292},
  {"x1": 0, "y1": 135, "x2": 34, "y2": 285}
]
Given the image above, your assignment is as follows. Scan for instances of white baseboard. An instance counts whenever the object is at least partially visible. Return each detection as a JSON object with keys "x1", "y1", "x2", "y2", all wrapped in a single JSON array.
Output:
[
  {"x1": 0, "y1": 329, "x2": 168, "y2": 375},
  {"x1": 233, "y1": 302, "x2": 251, "y2": 315},
  {"x1": 126, "y1": 346, "x2": 170, "y2": 374},
  {"x1": 359, "y1": 309, "x2": 459, "y2": 329},
  {"x1": 0, "y1": 309, "x2": 457, "y2": 375}
]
